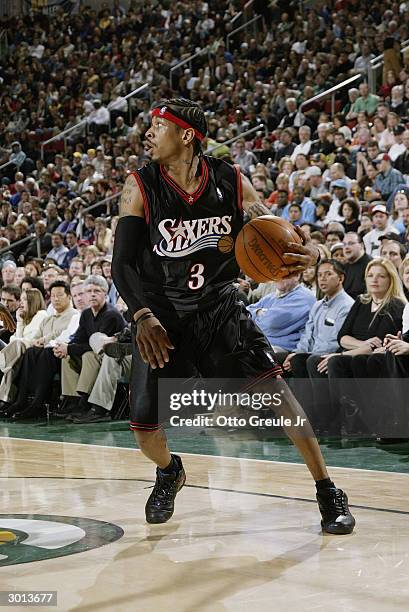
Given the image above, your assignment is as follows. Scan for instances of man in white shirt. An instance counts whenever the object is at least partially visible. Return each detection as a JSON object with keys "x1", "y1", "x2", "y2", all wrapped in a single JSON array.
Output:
[
  {"x1": 291, "y1": 126, "x2": 312, "y2": 162},
  {"x1": 87, "y1": 100, "x2": 110, "y2": 137},
  {"x1": 305, "y1": 166, "x2": 327, "y2": 198},
  {"x1": 363, "y1": 204, "x2": 399, "y2": 256},
  {"x1": 388, "y1": 125, "x2": 406, "y2": 162},
  {"x1": 353, "y1": 43, "x2": 374, "y2": 74}
]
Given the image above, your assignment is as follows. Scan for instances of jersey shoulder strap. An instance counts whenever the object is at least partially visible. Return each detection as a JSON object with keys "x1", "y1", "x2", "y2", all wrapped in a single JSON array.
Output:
[{"x1": 203, "y1": 155, "x2": 243, "y2": 213}]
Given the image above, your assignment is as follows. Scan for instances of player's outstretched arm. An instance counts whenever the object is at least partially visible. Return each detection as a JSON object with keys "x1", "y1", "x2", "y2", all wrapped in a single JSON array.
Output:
[
  {"x1": 112, "y1": 175, "x2": 174, "y2": 369},
  {"x1": 240, "y1": 172, "x2": 320, "y2": 273}
]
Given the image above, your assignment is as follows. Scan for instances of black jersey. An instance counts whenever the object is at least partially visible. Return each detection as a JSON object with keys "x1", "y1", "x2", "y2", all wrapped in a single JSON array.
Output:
[{"x1": 132, "y1": 156, "x2": 244, "y2": 312}]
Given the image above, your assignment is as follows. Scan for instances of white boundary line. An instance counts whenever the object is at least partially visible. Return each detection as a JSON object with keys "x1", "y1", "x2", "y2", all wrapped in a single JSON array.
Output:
[{"x1": 1, "y1": 435, "x2": 409, "y2": 477}]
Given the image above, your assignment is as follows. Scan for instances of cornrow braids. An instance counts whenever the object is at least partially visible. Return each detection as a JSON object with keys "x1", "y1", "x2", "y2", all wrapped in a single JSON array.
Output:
[{"x1": 151, "y1": 98, "x2": 208, "y2": 157}]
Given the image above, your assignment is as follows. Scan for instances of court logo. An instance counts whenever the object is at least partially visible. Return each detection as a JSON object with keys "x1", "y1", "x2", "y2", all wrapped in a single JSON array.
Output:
[{"x1": 0, "y1": 514, "x2": 123, "y2": 566}]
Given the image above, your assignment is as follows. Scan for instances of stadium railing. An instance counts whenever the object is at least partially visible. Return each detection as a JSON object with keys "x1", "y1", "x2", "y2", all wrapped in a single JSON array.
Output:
[
  {"x1": 0, "y1": 160, "x2": 14, "y2": 174},
  {"x1": 226, "y1": 15, "x2": 264, "y2": 52},
  {"x1": 367, "y1": 38, "x2": 409, "y2": 93},
  {"x1": 69, "y1": 128, "x2": 268, "y2": 219},
  {"x1": 302, "y1": 37, "x2": 409, "y2": 118},
  {"x1": 79, "y1": 192, "x2": 122, "y2": 217},
  {"x1": 169, "y1": 48, "x2": 211, "y2": 89},
  {"x1": 205, "y1": 124, "x2": 266, "y2": 154},
  {"x1": 40, "y1": 83, "x2": 150, "y2": 161},
  {"x1": 0, "y1": 234, "x2": 41, "y2": 259},
  {"x1": 299, "y1": 74, "x2": 363, "y2": 117},
  {"x1": 230, "y1": 0, "x2": 255, "y2": 26}
]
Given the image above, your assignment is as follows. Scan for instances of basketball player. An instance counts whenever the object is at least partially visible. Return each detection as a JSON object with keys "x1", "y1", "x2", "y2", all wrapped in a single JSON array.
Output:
[{"x1": 112, "y1": 99, "x2": 355, "y2": 534}]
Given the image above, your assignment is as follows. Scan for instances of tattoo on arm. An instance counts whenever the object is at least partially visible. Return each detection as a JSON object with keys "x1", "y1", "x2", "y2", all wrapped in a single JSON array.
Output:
[{"x1": 119, "y1": 180, "x2": 137, "y2": 217}]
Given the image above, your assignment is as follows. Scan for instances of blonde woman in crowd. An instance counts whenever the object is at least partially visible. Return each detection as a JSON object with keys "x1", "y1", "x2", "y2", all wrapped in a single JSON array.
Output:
[
  {"x1": 321, "y1": 258, "x2": 407, "y2": 376},
  {"x1": 399, "y1": 256, "x2": 409, "y2": 301},
  {"x1": 83, "y1": 245, "x2": 101, "y2": 274},
  {"x1": 94, "y1": 217, "x2": 112, "y2": 254}
]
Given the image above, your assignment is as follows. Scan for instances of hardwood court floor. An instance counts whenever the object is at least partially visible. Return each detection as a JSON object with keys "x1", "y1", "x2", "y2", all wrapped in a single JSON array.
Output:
[{"x1": 1, "y1": 436, "x2": 409, "y2": 612}]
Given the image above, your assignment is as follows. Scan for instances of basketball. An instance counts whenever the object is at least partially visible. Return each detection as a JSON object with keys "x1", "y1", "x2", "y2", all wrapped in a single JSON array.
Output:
[{"x1": 234, "y1": 216, "x2": 303, "y2": 282}]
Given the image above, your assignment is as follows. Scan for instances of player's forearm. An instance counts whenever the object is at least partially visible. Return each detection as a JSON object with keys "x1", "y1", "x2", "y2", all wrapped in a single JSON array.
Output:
[{"x1": 111, "y1": 216, "x2": 151, "y2": 320}]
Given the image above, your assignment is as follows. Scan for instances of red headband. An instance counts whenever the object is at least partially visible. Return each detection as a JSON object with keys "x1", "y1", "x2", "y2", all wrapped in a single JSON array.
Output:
[{"x1": 151, "y1": 107, "x2": 205, "y2": 141}]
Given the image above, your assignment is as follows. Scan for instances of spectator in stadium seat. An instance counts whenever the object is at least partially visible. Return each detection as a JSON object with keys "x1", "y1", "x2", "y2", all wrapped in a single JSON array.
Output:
[
  {"x1": 247, "y1": 274, "x2": 316, "y2": 356},
  {"x1": 291, "y1": 126, "x2": 312, "y2": 163},
  {"x1": 23, "y1": 221, "x2": 52, "y2": 261},
  {"x1": 94, "y1": 217, "x2": 112, "y2": 254},
  {"x1": 373, "y1": 154, "x2": 405, "y2": 201},
  {"x1": 283, "y1": 260, "x2": 353, "y2": 420},
  {"x1": 281, "y1": 186, "x2": 316, "y2": 225},
  {"x1": 1, "y1": 261, "x2": 16, "y2": 287},
  {"x1": 55, "y1": 209, "x2": 77, "y2": 236},
  {"x1": 233, "y1": 139, "x2": 258, "y2": 176},
  {"x1": 343, "y1": 232, "x2": 373, "y2": 300},
  {"x1": 363, "y1": 204, "x2": 399, "y2": 256},
  {"x1": 45, "y1": 202, "x2": 62, "y2": 234},
  {"x1": 0, "y1": 285, "x2": 20, "y2": 327},
  {"x1": 46, "y1": 233, "x2": 69, "y2": 267},
  {"x1": 379, "y1": 235, "x2": 407, "y2": 270},
  {"x1": 60, "y1": 231, "x2": 79, "y2": 269},
  {"x1": 388, "y1": 125, "x2": 406, "y2": 162},
  {"x1": 326, "y1": 258, "x2": 406, "y2": 432},
  {"x1": 326, "y1": 229, "x2": 345, "y2": 250},
  {"x1": 4, "y1": 281, "x2": 81, "y2": 418},
  {"x1": 275, "y1": 130, "x2": 296, "y2": 163},
  {"x1": 70, "y1": 327, "x2": 133, "y2": 424},
  {"x1": 394, "y1": 130, "x2": 409, "y2": 177},
  {"x1": 87, "y1": 100, "x2": 110, "y2": 138},
  {"x1": 0, "y1": 288, "x2": 47, "y2": 412},
  {"x1": 348, "y1": 82, "x2": 380, "y2": 118},
  {"x1": 52, "y1": 275, "x2": 125, "y2": 419},
  {"x1": 340, "y1": 198, "x2": 361, "y2": 234},
  {"x1": 310, "y1": 124, "x2": 335, "y2": 156},
  {"x1": 8, "y1": 142, "x2": 26, "y2": 171}
]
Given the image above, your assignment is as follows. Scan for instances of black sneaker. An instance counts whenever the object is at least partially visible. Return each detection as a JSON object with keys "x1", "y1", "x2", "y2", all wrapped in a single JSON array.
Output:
[
  {"x1": 145, "y1": 455, "x2": 186, "y2": 524},
  {"x1": 54, "y1": 397, "x2": 79, "y2": 418},
  {"x1": 72, "y1": 405, "x2": 111, "y2": 423},
  {"x1": 65, "y1": 396, "x2": 90, "y2": 421},
  {"x1": 103, "y1": 342, "x2": 132, "y2": 359},
  {"x1": 317, "y1": 487, "x2": 355, "y2": 534}
]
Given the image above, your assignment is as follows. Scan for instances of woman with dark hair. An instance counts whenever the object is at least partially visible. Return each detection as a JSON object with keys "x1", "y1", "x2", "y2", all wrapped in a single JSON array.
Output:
[
  {"x1": 24, "y1": 259, "x2": 43, "y2": 278},
  {"x1": 21, "y1": 276, "x2": 46, "y2": 298},
  {"x1": 340, "y1": 198, "x2": 360, "y2": 233}
]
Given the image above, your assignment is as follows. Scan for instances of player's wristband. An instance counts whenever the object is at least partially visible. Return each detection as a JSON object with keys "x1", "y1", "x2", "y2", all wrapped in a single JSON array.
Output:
[
  {"x1": 135, "y1": 313, "x2": 156, "y2": 326},
  {"x1": 134, "y1": 309, "x2": 153, "y2": 324}
]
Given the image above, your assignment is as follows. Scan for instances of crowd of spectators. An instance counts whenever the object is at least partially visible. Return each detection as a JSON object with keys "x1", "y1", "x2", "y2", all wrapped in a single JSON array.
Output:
[{"x1": 1, "y1": 1, "x2": 409, "y2": 437}]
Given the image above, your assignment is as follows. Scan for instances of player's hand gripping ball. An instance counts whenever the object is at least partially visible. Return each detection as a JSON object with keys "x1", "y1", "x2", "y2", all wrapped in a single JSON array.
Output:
[{"x1": 235, "y1": 216, "x2": 307, "y2": 282}]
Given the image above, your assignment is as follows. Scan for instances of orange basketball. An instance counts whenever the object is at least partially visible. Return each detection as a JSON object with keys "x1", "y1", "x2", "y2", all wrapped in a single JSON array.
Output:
[{"x1": 234, "y1": 216, "x2": 303, "y2": 282}]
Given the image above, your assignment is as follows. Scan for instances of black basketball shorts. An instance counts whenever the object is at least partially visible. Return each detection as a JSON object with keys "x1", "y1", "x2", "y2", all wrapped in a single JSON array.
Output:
[{"x1": 129, "y1": 291, "x2": 282, "y2": 431}]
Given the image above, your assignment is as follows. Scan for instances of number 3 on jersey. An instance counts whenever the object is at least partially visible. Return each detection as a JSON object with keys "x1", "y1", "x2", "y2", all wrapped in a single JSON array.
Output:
[{"x1": 188, "y1": 263, "x2": 205, "y2": 289}]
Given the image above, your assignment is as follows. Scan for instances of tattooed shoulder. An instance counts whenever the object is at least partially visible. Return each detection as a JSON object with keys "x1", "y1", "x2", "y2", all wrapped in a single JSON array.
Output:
[{"x1": 119, "y1": 176, "x2": 139, "y2": 217}]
